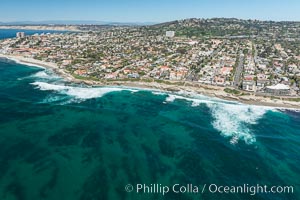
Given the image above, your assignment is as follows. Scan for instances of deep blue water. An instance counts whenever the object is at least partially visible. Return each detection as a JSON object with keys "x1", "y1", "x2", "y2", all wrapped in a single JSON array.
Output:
[
  {"x1": 0, "y1": 32, "x2": 300, "y2": 200},
  {"x1": 0, "y1": 29, "x2": 67, "y2": 39}
]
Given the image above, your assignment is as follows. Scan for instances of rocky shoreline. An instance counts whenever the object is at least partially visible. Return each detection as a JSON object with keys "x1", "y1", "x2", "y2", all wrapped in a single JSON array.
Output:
[{"x1": 1, "y1": 54, "x2": 300, "y2": 110}]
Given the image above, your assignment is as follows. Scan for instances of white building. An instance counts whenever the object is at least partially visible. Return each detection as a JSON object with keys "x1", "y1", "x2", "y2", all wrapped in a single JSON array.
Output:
[
  {"x1": 166, "y1": 31, "x2": 175, "y2": 38},
  {"x1": 16, "y1": 32, "x2": 25, "y2": 38},
  {"x1": 265, "y1": 84, "x2": 290, "y2": 96}
]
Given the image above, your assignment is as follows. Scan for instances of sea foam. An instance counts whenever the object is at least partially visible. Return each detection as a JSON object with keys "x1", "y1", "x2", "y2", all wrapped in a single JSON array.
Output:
[
  {"x1": 32, "y1": 79, "x2": 272, "y2": 144},
  {"x1": 164, "y1": 92, "x2": 272, "y2": 144},
  {"x1": 164, "y1": 92, "x2": 226, "y2": 106},
  {"x1": 31, "y1": 81, "x2": 136, "y2": 101},
  {"x1": 207, "y1": 103, "x2": 269, "y2": 144},
  {"x1": 31, "y1": 71, "x2": 60, "y2": 80}
]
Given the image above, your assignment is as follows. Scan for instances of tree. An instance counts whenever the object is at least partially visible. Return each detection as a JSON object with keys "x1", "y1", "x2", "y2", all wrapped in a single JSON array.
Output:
[{"x1": 176, "y1": 47, "x2": 187, "y2": 54}]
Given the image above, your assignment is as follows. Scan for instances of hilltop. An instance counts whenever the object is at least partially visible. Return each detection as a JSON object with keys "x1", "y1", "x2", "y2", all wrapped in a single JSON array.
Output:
[
  {"x1": 150, "y1": 18, "x2": 300, "y2": 39},
  {"x1": 1, "y1": 18, "x2": 299, "y2": 37}
]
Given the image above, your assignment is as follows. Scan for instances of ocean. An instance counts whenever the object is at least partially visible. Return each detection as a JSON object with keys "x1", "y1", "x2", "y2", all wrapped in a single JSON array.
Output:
[
  {"x1": 0, "y1": 29, "x2": 68, "y2": 39},
  {"x1": 0, "y1": 31, "x2": 300, "y2": 200}
]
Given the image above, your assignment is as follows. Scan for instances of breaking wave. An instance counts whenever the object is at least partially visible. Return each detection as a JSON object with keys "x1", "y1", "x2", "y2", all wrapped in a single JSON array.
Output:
[
  {"x1": 31, "y1": 71, "x2": 60, "y2": 80},
  {"x1": 206, "y1": 103, "x2": 269, "y2": 144},
  {"x1": 151, "y1": 91, "x2": 166, "y2": 96},
  {"x1": 164, "y1": 90, "x2": 229, "y2": 106},
  {"x1": 164, "y1": 92, "x2": 273, "y2": 145},
  {"x1": 31, "y1": 81, "x2": 137, "y2": 101},
  {"x1": 31, "y1": 78, "x2": 272, "y2": 145},
  {"x1": 18, "y1": 70, "x2": 61, "y2": 81}
]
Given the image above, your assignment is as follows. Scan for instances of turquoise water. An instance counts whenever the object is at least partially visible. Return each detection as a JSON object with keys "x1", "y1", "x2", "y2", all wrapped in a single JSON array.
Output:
[{"x1": 0, "y1": 58, "x2": 300, "y2": 200}]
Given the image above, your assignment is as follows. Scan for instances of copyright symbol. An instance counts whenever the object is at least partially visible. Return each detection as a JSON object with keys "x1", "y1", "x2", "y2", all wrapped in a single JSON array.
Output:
[{"x1": 125, "y1": 184, "x2": 134, "y2": 192}]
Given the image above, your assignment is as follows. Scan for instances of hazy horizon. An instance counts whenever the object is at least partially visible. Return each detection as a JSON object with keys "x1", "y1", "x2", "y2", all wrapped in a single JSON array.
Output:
[
  {"x1": 0, "y1": 0, "x2": 299, "y2": 23},
  {"x1": 0, "y1": 17, "x2": 299, "y2": 26}
]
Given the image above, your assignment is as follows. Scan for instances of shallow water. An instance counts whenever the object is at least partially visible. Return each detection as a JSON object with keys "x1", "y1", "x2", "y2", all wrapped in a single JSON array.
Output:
[{"x1": 0, "y1": 58, "x2": 300, "y2": 200}]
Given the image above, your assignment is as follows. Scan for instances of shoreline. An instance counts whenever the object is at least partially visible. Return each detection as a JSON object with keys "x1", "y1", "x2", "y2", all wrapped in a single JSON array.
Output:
[
  {"x1": 0, "y1": 54, "x2": 75, "y2": 81},
  {"x1": 1, "y1": 54, "x2": 299, "y2": 110},
  {"x1": 0, "y1": 25, "x2": 81, "y2": 32},
  {"x1": 94, "y1": 81, "x2": 300, "y2": 110}
]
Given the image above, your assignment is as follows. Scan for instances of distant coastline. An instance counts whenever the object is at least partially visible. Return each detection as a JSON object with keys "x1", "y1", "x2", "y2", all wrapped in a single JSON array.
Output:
[
  {"x1": 1, "y1": 53, "x2": 299, "y2": 110},
  {"x1": 0, "y1": 25, "x2": 81, "y2": 32}
]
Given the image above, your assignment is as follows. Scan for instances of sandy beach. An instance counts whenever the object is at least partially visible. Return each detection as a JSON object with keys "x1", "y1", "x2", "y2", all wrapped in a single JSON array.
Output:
[
  {"x1": 0, "y1": 54, "x2": 75, "y2": 81},
  {"x1": 1, "y1": 53, "x2": 299, "y2": 110}
]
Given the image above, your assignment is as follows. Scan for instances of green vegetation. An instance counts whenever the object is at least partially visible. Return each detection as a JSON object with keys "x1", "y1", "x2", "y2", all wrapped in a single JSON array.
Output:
[
  {"x1": 285, "y1": 98, "x2": 300, "y2": 102},
  {"x1": 224, "y1": 88, "x2": 241, "y2": 95},
  {"x1": 270, "y1": 96, "x2": 280, "y2": 100},
  {"x1": 72, "y1": 74, "x2": 100, "y2": 81}
]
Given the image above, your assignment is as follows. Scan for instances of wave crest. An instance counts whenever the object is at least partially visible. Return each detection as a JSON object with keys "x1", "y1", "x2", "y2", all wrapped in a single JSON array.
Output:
[
  {"x1": 31, "y1": 81, "x2": 136, "y2": 100},
  {"x1": 164, "y1": 92, "x2": 271, "y2": 144},
  {"x1": 31, "y1": 71, "x2": 60, "y2": 80},
  {"x1": 207, "y1": 103, "x2": 268, "y2": 144}
]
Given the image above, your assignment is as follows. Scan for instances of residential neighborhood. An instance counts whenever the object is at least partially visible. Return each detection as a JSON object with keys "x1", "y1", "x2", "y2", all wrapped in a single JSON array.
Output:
[{"x1": 0, "y1": 18, "x2": 299, "y2": 96}]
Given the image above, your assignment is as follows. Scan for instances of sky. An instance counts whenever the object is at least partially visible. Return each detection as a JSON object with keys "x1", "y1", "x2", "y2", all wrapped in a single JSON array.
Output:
[{"x1": 0, "y1": 0, "x2": 299, "y2": 22}]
